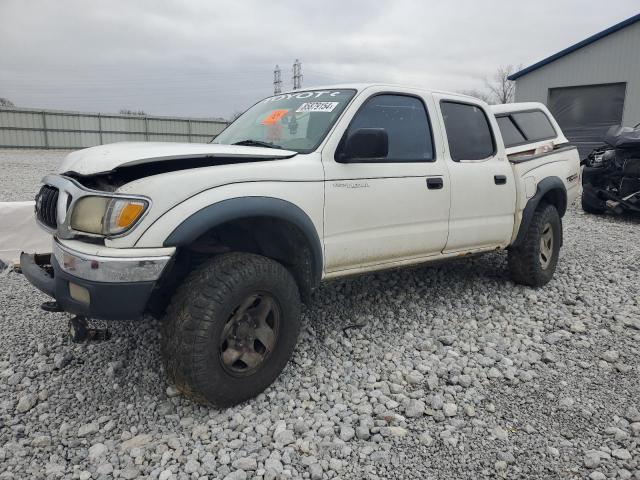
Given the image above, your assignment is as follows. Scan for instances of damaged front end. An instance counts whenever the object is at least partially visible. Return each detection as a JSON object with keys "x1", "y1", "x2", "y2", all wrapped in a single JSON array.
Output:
[{"x1": 582, "y1": 124, "x2": 640, "y2": 215}]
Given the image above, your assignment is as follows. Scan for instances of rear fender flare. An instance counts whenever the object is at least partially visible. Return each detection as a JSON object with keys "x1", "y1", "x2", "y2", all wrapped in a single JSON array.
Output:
[{"x1": 512, "y1": 176, "x2": 567, "y2": 247}]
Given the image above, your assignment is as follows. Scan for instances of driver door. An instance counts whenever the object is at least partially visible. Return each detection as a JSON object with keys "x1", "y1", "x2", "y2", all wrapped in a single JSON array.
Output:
[{"x1": 322, "y1": 89, "x2": 450, "y2": 274}]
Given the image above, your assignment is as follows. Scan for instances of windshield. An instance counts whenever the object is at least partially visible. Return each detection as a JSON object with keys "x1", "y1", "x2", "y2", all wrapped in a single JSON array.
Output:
[{"x1": 213, "y1": 89, "x2": 356, "y2": 152}]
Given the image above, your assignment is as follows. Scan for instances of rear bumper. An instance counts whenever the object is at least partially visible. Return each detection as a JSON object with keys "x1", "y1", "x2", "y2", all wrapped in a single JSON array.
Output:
[{"x1": 21, "y1": 240, "x2": 174, "y2": 320}]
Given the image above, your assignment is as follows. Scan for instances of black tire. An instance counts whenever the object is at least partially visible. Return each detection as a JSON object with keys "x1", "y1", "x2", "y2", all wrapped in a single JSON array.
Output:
[
  {"x1": 161, "y1": 252, "x2": 301, "y2": 407},
  {"x1": 581, "y1": 189, "x2": 606, "y2": 215},
  {"x1": 508, "y1": 203, "x2": 562, "y2": 287}
]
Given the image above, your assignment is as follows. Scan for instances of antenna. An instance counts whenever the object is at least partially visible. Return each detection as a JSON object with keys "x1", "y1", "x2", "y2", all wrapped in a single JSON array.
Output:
[
  {"x1": 292, "y1": 59, "x2": 303, "y2": 90},
  {"x1": 273, "y1": 65, "x2": 282, "y2": 95}
]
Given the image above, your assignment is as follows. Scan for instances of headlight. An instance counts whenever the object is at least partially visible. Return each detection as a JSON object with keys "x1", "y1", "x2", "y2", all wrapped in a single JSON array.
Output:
[
  {"x1": 70, "y1": 196, "x2": 109, "y2": 234},
  {"x1": 70, "y1": 196, "x2": 148, "y2": 236}
]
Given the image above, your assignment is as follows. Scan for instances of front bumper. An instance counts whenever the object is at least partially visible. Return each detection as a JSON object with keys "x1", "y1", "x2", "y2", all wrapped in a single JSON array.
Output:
[{"x1": 21, "y1": 240, "x2": 174, "y2": 320}]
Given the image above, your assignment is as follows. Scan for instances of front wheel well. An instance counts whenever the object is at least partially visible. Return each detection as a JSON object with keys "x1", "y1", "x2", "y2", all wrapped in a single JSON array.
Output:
[{"x1": 150, "y1": 216, "x2": 318, "y2": 315}]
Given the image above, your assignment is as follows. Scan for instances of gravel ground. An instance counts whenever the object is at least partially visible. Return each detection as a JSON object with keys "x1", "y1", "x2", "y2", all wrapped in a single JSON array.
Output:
[
  {"x1": 0, "y1": 149, "x2": 70, "y2": 201},
  {"x1": 1, "y1": 151, "x2": 639, "y2": 480}
]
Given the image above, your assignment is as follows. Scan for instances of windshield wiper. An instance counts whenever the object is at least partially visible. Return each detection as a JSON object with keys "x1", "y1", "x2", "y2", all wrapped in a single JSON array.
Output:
[{"x1": 232, "y1": 139, "x2": 281, "y2": 149}]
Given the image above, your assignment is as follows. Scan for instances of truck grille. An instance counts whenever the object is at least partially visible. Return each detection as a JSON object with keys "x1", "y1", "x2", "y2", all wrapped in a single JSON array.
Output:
[{"x1": 35, "y1": 185, "x2": 59, "y2": 229}]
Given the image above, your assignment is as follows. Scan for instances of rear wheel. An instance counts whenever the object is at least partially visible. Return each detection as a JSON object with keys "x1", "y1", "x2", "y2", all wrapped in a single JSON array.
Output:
[
  {"x1": 508, "y1": 203, "x2": 561, "y2": 287},
  {"x1": 161, "y1": 252, "x2": 301, "y2": 407}
]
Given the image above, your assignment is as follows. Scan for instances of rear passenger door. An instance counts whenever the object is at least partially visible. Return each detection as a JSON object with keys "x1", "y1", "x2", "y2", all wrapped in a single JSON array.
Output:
[{"x1": 435, "y1": 97, "x2": 517, "y2": 252}]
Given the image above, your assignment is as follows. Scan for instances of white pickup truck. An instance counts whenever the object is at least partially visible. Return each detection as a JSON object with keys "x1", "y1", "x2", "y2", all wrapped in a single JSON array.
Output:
[{"x1": 22, "y1": 84, "x2": 581, "y2": 406}]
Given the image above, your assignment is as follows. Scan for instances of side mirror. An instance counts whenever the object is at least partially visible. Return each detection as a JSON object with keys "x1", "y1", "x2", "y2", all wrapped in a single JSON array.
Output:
[{"x1": 336, "y1": 128, "x2": 389, "y2": 162}]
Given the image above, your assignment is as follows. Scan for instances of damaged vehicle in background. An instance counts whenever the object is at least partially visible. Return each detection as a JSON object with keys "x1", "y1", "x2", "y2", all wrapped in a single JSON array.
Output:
[{"x1": 582, "y1": 123, "x2": 640, "y2": 215}]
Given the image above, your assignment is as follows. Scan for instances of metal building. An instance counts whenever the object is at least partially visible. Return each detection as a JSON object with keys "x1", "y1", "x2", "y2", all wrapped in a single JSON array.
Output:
[{"x1": 509, "y1": 13, "x2": 640, "y2": 158}]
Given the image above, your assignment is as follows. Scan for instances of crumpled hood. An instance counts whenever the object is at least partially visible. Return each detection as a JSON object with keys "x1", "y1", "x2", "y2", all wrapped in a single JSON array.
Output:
[{"x1": 58, "y1": 141, "x2": 298, "y2": 176}]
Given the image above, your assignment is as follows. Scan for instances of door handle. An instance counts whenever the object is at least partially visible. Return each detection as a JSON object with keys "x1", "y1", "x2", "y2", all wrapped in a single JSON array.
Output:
[
  {"x1": 426, "y1": 177, "x2": 443, "y2": 190},
  {"x1": 494, "y1": 175, "x2": 507, "y2": 185}
]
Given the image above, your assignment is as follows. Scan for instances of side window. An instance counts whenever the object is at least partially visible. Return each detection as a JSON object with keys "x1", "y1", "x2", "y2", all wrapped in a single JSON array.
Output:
[
  {"x1": 440, "y1": 101, "x2": 495, "y2": 161},
  {"x1": 496, "y1": 115, "x2": 526, "y2": 147},
  {"x1": 511, "y1": 111, "x2": 556, "y2": 142},
  {"x1": 346, "y1": 94, "x2": 434, "y2": 162}
]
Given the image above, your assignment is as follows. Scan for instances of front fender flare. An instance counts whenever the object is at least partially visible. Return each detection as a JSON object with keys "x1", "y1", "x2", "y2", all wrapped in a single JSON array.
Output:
[
  {"x1": 512, "y1": 176, "x2": 567, "y2": 247},
  {"x1": 163, "y1": 196, "x2": 323, "y2": 286}
]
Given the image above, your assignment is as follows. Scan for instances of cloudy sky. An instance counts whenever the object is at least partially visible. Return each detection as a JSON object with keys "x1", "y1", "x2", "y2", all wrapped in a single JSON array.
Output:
[{"x1": 1, "y1": 1, "x2": 638, "y2": 118}]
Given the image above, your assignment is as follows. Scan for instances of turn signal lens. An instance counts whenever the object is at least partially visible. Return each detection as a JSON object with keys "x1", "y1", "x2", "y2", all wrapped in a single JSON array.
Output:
[
  {"x1": 105, "y1": 199, "x2": 148, "y2": 235},
  {"x1": 117, "y1": 202, "x2": 145, "y2": 228}
]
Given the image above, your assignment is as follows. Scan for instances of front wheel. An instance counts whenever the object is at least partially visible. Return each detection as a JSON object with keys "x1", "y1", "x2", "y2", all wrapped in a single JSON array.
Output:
[
  {"x1": 508, "y1": 203, "x2": 562, "y2": 287},
  {"x1": 161, "y1": 252, "x2": 301, "y2": 407}
]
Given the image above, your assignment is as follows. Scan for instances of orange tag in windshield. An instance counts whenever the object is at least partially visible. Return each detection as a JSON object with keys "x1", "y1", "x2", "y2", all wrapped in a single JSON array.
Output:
[{"x1": 261, "y1": 109, "x2": 289, "y2": 125}]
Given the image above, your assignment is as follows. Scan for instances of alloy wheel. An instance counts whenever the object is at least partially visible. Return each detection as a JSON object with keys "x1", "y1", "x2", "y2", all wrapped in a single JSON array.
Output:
[
  {"x1": 539, "y1": 222, "x2": 554, "y2": 269},
  {"x1": 219, "y1": 293, "x2": 280, "y2": 376}
]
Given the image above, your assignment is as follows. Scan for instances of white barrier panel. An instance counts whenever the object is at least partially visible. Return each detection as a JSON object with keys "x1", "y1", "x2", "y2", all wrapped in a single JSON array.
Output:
[{"x1": 0, "y1": 201, "x2": 52, "y2": 266}]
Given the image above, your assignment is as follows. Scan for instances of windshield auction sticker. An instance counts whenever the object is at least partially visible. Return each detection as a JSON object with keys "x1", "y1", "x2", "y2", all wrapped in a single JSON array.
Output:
[
  {"x1": 261, "y1": 109, "x2": 289, "y2": 125},
  {"x1": 296, "y1": 102, "x2": 339, "y2": 113}
]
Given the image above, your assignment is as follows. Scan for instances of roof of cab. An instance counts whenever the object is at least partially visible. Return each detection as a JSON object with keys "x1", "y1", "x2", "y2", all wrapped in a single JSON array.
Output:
[{"x1": 278, "y1": 83, "x2": 481, "y2": 101}]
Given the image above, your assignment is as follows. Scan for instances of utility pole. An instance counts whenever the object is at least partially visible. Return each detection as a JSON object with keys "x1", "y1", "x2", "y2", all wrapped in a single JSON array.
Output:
[
  {"x1": 273, "y1": 65, "x2": 282, "y2": 95},
  {"x1": 292, "y1": 59, "x2": 303, "y2": 90}
]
